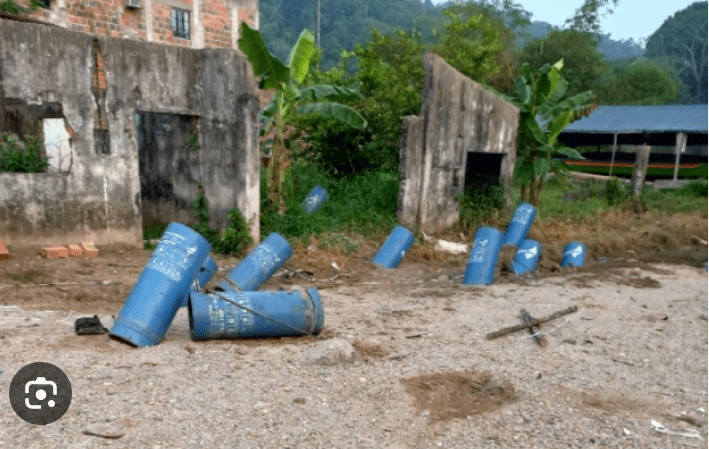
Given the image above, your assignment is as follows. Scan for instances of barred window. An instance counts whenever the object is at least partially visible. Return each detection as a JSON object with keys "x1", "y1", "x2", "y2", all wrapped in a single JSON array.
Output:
[{"x1": 172, "y1": 8, "x2": 190, "y2": 40}]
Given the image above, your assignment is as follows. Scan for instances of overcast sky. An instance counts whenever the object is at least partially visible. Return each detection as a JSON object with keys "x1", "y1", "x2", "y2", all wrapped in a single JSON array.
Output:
[{"x1": 431, "y1": 0, "x2": 701, "y2": 43}]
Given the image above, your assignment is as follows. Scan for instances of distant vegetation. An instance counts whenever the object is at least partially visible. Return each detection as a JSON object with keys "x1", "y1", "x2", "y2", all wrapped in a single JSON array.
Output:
[
  {"x1": 259, "y1": 0, "x2": 706, "y2": 105},
  {"x1": 247, "y1": 0, "x2": 707, "y2": 244}
]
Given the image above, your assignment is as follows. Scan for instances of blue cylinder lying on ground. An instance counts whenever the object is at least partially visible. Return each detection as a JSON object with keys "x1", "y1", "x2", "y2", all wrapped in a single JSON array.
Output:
[
  {"x1": 464, "y1": 227, "x2": 503, "y2": 285},
  {"x1": 180, "y1": 255, "x2": 219, "y2": 308},
  {"x1": 510, "y1": 239, "x2": 542, "y2": 276},
  {"x1": 189, "y1": 288, "x2": 325, "y2": 340},
  {"x1": 502, "y1": 202, "x2": 537, "y2": 247},
  {"x1": 561, "y1": 242, "x2": 586, "y2": 268},
  {"x1": 218, "y1": 232, "x2": 292, "y2": 292},
  {"x1": 372, "y1": 226, "x2": 415, "y2": 269},
  {"x1": 302, "y1": 185, "x2": 329, "y2": 214},
  {"x1": 110, "y1": 222, "x2": 211, "y2": 347}
]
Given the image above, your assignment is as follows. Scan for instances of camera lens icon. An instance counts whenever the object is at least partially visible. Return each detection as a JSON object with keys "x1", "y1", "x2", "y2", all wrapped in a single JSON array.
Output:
[
  {"x1": 25, "y1": 377, "x2": 57, "y2": 410},
  {"x1": 9, "y1": 363, "x2": 72, "y2": 425}
]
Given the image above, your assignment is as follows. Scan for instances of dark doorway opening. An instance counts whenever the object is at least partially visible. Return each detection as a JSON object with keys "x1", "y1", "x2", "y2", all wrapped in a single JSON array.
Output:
[
  {"x1": 465, "y1": 152, "x2": 504, "y2": 191},
  {"x1": 135, "y1": 111, "x2": 199, "y2": 231}
]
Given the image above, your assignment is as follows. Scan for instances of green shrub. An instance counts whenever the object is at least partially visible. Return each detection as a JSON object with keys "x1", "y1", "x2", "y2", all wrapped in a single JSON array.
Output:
[
  {"x1": 458, "y1": 182, "x2": 505, "y2": 231},
  {"x1": 0, "y1": 132, "x2": 49, "y2": 173},
  {"x1": 261, "y1": 162, "x2": 399, "y2": 240},
  {"x1": 189, "y1": 182, "x2": 252, "y2": 256},
  {"x1": 212, "y1": 208, "x2": 253, "y2": 257},
  {"x1": 605, "y1": 176, "x2": 628, "y2": 206}
]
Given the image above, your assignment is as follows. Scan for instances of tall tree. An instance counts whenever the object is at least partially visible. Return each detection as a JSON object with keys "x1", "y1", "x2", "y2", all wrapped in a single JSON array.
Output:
[
  {"x1": 597, "y1": 60, "x2": 679, "y2": 105},
  {"x1": 645, "y1": 1, "x2": 708, "y2": 103},
  {"x1": 565, "y1": 0, "x2": 619, "y2": 35},
  {"x1": 517, "y1": 29, "x2": 607, "y2": 97}
]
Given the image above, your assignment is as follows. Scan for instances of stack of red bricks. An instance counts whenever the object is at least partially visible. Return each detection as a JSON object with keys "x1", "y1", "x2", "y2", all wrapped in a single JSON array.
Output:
[{"x1": 40, "y1": 242, "x2": 99, "y2": 258}]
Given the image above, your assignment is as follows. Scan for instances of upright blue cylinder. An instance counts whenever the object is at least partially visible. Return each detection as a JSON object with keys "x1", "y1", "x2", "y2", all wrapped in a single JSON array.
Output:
[
  {"x1": 510, "y1": 239, "x2": 542, "y2": 275},
  {"x1": 503, "y1": 202, "x2": 537, "y2": 247},
  {"x1": 464, "y1": 227, "x2": 503, "y2": 285},
  {"x1": 110, "y1": 222, "x2": 211, "y2": 347},
  {"x1": 218, "y1": 233, "x2": 292, "y2": 292},
  {"x1": 189, "y1": 288, "x2": 325, "y2": 340},
  {"x1": 302, "y1": 185, "x2": 329, "y2": 214},
  {"x1": 561, "y1": 242, "x2": 586, "y2": 267},
  {"x1": 180, "y1": 255, "x2": 219, "y2": 308},
  {"x1": 372, "y1": 226, "x2": 415, "y2": 268}
]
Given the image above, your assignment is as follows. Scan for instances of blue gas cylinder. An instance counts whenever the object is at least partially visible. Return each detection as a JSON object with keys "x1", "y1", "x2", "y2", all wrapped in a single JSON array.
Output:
[
  {"x1": 502, "y1": 202, "x2": 537, "y2": 247},
  {"x1": 218, "y1": 233, "x2": 292, "y2": 292},
  {"x1": 110, "y1": 222, "x2": 211, "y2": 347},
  {"x1": 302, "y1": 185, "x2": 329, "y2": 214},
  {"x1": 510, "y1": 239, "x2": 542, "y2": 275},
  {"x1": 189, "y1": 288, "x2": 325, "y2": 340},
  {"x1": 372, "y1": 226, "x2": 415, "y2": 269},
  {"x1": 463, "y1": 227, "x2": 503, "y2": 285}
]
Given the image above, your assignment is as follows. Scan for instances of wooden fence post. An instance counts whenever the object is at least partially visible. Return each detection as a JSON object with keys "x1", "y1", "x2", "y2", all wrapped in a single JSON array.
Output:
[{"x1": 631, "y1": 144, "x2": 651, "y2": 198}]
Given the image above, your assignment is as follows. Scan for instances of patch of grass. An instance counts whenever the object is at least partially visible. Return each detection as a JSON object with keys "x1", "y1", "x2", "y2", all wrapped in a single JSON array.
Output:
[
  {"x1": 532, "y1": 177, "x2": 608, "y2": 219},
  {"x1": 143, "y1": 224, "x2": 166, "y2": 250},
  {"x1": 318, "y1": 233, "x2": 363, "y2": 255},
  {"x1": 8, "y1": 270, "x2": 48, "y2": 284},
  {"x1": 642, "y1": 179, "x2": 708, "y2": 214},
  {"x1": 261, "y1": 163, "x2": 399, "y2": 242},
  {"x1": 456, "y1": 183, "x2": 506, "y2": 233}
]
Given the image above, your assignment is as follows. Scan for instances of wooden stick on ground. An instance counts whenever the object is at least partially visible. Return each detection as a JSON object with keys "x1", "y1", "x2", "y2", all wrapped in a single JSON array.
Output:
[
  {"x1": 520, "y1": 309, "x2": 548, "y2": 348},
  {"x1": 486, "y1": 305, "x2": 578, "y2": 340}
]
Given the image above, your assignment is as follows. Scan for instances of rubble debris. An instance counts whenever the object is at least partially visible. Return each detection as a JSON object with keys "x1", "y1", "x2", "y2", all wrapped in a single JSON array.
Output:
[
  {"x1": 486, "y1": 306, "x2": 578, "y2": 340},
  {"x1": 650, "y1": 419, "x2": 701, "y2": 439},
  {"x1": 299, "y1": 338, "x2": 356, "y2": 366},
  {"x1": 434, "y1": 240, "x2": 467, "y2": 255},
  {"x1": 74, "y1": 315, "x2": 108, "y2": 335}
]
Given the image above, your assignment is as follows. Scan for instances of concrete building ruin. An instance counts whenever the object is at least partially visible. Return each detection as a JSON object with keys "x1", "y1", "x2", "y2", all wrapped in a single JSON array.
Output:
[
  {"x1": 398, "y1": 53, "x2": 520, "y2": 234},
  {"x1": 0, "y1": 17, "x2": 260, "y2": 247}
]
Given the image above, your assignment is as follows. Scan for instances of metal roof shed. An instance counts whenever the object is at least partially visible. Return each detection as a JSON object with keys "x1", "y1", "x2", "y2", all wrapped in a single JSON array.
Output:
[
  {"x1": 558, "y1": 105, "x2": 708, "y2": 180},
  {"x1": 558, "y1": 105, "x2": 708, "y2": 147}
]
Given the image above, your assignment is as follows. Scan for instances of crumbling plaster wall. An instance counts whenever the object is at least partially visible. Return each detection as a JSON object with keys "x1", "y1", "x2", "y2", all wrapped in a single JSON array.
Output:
[
  {"x1": 398, "y1": 53, "x2": 519, "y2": 234},
  {"x1": 0, "y1": 18, "x2": 260, "y2": 246}
]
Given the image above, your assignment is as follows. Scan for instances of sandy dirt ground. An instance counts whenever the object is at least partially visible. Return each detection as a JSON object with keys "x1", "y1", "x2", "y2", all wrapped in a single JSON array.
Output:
[{"x1": 0, "y1": 241, "x2": 707, "y2": 448}]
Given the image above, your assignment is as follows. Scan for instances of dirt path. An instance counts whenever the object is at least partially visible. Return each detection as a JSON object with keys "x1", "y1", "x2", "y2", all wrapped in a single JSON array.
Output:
[{"x1": 0, "y1": 243, "x2": 707, "y2": 448}]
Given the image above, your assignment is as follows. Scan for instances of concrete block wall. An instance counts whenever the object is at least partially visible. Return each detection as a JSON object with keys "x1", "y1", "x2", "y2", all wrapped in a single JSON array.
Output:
[
  {"x1": 8, "y1": 0, "x2": 258, "y2": 49},
  {"x1": 0, "y1": 18, "x2": 260, "y2": 247},
  {"x1": 398, "y1": 53, "x2": 520, "y2": 234}
]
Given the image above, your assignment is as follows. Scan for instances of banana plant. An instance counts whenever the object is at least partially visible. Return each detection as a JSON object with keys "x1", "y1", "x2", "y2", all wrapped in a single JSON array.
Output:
[
  {"x1": 238, "y1": 23, "x2": 367, "y2": 210},
  {"x1": 504, "y1": 59, "x2": 597, "y2": 205}
]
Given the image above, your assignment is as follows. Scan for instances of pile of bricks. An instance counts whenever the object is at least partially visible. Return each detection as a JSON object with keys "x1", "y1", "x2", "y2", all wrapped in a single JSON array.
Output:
[{"x1": 40, "y1": 242, "x2": 99, "y2": 259}]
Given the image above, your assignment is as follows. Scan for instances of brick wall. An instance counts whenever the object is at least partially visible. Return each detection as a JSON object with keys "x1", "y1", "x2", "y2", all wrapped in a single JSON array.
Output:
[{"x1": 9, "y1": 0, "x2": 258, "y2": 49}]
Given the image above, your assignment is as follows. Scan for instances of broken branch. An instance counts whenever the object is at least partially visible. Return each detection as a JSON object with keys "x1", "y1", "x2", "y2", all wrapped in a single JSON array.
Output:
[{"x1": 486, "y1": 305, "x2": 578, "y2": 340}]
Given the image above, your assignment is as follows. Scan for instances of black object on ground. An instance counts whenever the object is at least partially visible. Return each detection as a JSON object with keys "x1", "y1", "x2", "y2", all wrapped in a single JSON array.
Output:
[{"x1": 75, "y1": 316, "x2": 108, "y2": 335}]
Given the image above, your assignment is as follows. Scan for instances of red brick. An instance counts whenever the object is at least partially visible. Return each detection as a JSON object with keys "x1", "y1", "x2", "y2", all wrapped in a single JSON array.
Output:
[
  {"x1": 40, "y1": 246, "x2": 69, "y2": 258},
  {"x1": 0, "y1": 240, "x2": 10, "y2": 260},
  {"x1": 84, "y1": 248, "x2": 99, "y2": 258},
  {"x1": 68, "y1": 244, "x2": 84, "y2": 257}
]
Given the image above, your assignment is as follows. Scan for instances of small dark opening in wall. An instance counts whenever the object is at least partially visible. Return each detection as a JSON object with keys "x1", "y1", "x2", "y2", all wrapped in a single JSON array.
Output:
[{"x1": 94, "y1": 129, "x2": 110, "y2": 155}]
